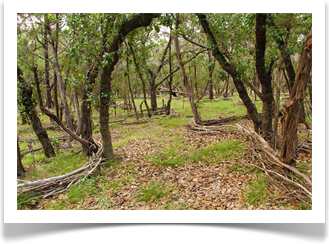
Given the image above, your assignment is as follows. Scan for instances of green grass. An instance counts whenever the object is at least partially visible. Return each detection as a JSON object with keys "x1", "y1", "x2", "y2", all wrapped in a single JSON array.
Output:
[
  {"x1": 21, "y1": 149, "x2": 87, "y2": 181},
  {"x1": 243, "y1": 174, "x2": 280, "y2": 206},
  {"x1": 187, "y1": 139, "x2": 245, "y2": 163},
  {"x1": 146, "y1": 139, "x2": 245, "y2": 167},
  {"x1": 18, "y1": 93, "x2": 311, "y2": 210},
  {"x1": 136, "y1": 181, "x2": 172, "y2": 203}
]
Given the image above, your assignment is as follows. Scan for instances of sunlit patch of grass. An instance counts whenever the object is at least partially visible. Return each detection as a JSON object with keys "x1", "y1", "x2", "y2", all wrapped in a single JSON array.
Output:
[
  {"x1": 17, "y1": 192, "x2": 42, "y2": 210},
  {"x1": 21, "y1": 149, "x2": 87, "y2": 181}
]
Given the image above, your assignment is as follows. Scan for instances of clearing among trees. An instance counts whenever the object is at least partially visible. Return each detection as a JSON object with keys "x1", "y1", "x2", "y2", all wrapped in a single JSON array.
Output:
[{"x1": 17, "y1": 13, "x2": 312, "y2": 210}]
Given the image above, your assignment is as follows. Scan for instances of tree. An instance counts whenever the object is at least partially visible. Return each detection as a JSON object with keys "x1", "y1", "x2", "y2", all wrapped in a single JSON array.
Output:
[
  {"x1": 255, "y1": 13, "x2": 275, "y2": 140},
  {"x1": 281, "y1": 28, "x2": 312, "y2": 167},
  {"x1": 197, "y1": 13, "x2": 262, "y2": 132},
  {"x1": 46, "y1": 15, "x2": 75, "y2": 134},
  {"x1": 17, "y1": 66, "x2": 56, "y2": 158},
  {"x1": 99, "y1": 13, "x2": 161, "y2": 159},
  {"x1": 174, "y1": 13, "x2": 202, "y2": 124}
]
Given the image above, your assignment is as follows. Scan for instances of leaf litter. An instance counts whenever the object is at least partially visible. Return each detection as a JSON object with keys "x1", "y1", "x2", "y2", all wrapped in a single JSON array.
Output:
[{"x1": 37, "y1": 118, "x2": 311, "y2": 210}]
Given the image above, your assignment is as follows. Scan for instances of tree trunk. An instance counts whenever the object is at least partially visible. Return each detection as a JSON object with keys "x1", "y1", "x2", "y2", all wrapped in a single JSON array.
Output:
[
  {"x1": 17, "y1": 136, "x2": 25, "y2": 177},
  {"x1": 127, "y1": 57, "x2": 139, "y2": 120},
  {"x1": 32, "y1": 65, "x2": 44, "y2": 108},
  {"x1": 100, "y1": 63, "x2": 116, "y2": 159},
  {"x1": 281, "y1": 28, "x2": 312, "y2": 166},
  {"x1": 208, "y1": 51, "x2": 214, "y2": 100},
  {"x1": 174, "y1": 14, "x2": 202, "y2": 125},
  {"x1": 150, "y1": 77, "x2": 158, "y2": 111},
  {"x1": 128, "y1": 39, "x2": 152, "y2": 118},
  {"x1": 74, "y1": 88, "x2": 82, "y2": 136},
  {"x1": 273, "y1": 66, "x2": 282, "y2": 149},
  {"x1": 255, "y1": 13, "x2": 274, "y2": 140},
  {"x1": 44, "y1": 14, "x2": 52, "y2": 108},
  {"x1": 17, "y1": 66, "x2": 56, "y2": 158},
  {"x1": 48, "y1": 25, "x2": 75, "y2": 133},
  {"x1": 53, "y1": 73, "x2": 60, "y2": 119},
  {"x1": 166, "y1": 32, "x2": 173, "y2": 115},
  {"x1": 81, "y1": 65, "x2": 99, "y2": 155},
  {"x1": 197, "y1": 13, "x2": 261, "y2": 132}
]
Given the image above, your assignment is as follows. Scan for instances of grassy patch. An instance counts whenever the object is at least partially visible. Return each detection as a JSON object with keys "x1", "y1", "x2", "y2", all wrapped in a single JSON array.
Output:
[
  {"x1": 147, "y1": 139, "x2": 244, "y2": 167},
  {"x1": 187, "y1": 139, "x2": 245, "y2": 163},
  {"x1": 136, "y1": 181, "x2": 172, "y2": 203},
  {"x1": 243, "y1": 173, "x2": 279, "y2": 206},
  {"x1": 21, "y1": 150, "x2": 87, "y2": 181},
  {"x1": 17, "y1": 192, "x2": 42, "y2": 210}
]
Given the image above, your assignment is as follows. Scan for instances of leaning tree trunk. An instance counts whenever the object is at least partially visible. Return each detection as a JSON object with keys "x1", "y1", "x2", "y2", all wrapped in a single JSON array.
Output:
[
  {"x1": 174, "y1": 14, "x2": 202, "y2": 125},
  {"x1": 17, "y1": 66, "x2": 56, "y2": 158},
  {"x1": 128, "y1": 41, "x2": 152, "y2": 118},
  {"x1": 281, "y1": 28, "x2": 312, "y2": 167},
  {"x1": 48, "y1": 24, "x2": 75, "y2": 133},
  {"x1": 197, "y1": 13, "x2": 262, "y2": 132}
]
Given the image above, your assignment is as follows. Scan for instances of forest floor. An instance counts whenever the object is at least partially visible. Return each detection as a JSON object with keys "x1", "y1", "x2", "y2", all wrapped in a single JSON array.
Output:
[{"x1": 17, "y1": 96, "x2": 312, "y2": 210}]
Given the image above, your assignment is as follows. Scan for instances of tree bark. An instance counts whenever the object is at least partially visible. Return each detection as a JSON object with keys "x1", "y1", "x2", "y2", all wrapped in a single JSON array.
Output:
[
  {"x1": 53, "y1": 73, "x2": 60, "y2": 119},
  {"x1": 149, "y1": 77, "x2": 158, "y2": 111},
  {"x1": 174, "y1": 14, "x2": 202, "y2": 125},
  {"x1": 99, "y1": 13, "x2": 160, "y2": 159},
  {"x1": 32, "y1": 64, "x2": 44, "y2": 108},
  {"x1": 166, "y1": 31, "x2": 173, "y2": 115},
  {"x1": 197, "y1": 13, "x2": 262, "y2": 132},
  {"x1": 273, "y1": 66, "x2": 282, "y2": 149},
  {"x1": 74, "y1": 88, "x2": 82, "y2": 136},
  {"x1": 44, "y1": 14, "x2": 52, "y2": 108},
  {"x1": 255, "y1": 13, "x2": 274, "y2": 140},
  {"x1": 17, "y1": 66, "x2": 56, "y2": 158},
  {"x1": 81, "y1": 64, "x2": 99, "y2": 155},
  {"x1": 126, "y1": 56, "x2": 139, "y2": 120},
  {"x1": 208, "y1": 50, "x2": 214, "y2": 100},
  {"x1": 281, "y1": 28, "x2": 312, "y2": 166}
]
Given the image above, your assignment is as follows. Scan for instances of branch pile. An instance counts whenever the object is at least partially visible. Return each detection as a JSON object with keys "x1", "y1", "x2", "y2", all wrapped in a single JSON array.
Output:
[
  {"x1": 17, "y1": 149, "x2": 105, "y2": 198},
  {"x1": 188, "y1": 120, "x2": 312, "y2": 203}
]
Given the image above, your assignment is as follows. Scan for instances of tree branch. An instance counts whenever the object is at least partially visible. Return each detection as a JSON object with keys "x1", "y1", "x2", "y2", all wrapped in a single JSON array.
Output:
[{"x1": 41, "y1": 107, "x2": 92, "y2": 153}]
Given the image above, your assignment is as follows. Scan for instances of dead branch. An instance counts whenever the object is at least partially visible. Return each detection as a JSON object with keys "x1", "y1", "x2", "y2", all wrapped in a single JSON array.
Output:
[
  {"x1": 17, "y1": 149, "x2": 105, "y2": 198},
  {"x1": 41, "y1": 107, "x2": 91, "y2": 153},
  {"x1": 235, "y1": 123, "x2": 312, "y2": 186},
  {"x1": 187, "y1": 118, "x2": 312, "y2": 201}
]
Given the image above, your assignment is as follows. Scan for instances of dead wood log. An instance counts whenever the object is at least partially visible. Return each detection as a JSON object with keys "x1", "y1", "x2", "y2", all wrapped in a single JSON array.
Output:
[{"x1": 202, "y1": 114, "x2": 249, "y2": 126}]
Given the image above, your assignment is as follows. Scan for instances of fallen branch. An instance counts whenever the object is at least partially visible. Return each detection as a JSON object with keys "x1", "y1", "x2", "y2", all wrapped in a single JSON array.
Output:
[
  {"x1": 41, "y1": 107, "x2": 91, "y2": 153},
  {"x1": 235, "y1": 123, "x2": 312, "y2": 186},
  {"x1": 17, "y1": 149, "x2": 105, "y2": 198}
]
